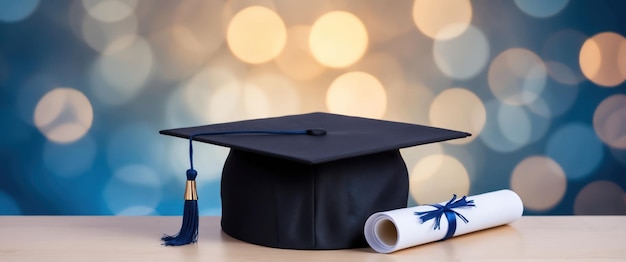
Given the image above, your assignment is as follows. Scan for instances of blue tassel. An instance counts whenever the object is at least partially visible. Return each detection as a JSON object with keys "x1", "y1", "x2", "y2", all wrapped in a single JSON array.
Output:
[
  {"x1": 162, "y1": 169, "x2": 199, "y2": 246},
  {"x1": 161, "y1": 130, "x2": 325, "y2": 246}
]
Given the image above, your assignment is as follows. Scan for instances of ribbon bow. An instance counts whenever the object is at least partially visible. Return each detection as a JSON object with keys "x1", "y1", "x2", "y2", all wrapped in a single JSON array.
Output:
[{"x1": 414, "y1": 194, "x2": 475, "y2": 240}]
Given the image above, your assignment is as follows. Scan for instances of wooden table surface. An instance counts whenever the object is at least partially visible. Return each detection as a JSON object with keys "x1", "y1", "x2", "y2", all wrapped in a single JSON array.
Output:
[{"x1": 0, "y1": 216, "x2": 624, "y2": 261}]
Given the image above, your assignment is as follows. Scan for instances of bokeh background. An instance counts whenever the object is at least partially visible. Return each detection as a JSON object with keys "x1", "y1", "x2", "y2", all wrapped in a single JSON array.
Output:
[{"x1": 1, "y1": 0, "x2": 625, "y2": 216}]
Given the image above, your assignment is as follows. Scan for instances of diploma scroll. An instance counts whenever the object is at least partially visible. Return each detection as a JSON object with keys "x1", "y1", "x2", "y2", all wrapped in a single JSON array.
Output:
[{"x1": 364, "y1": 189, "x2": 524, "y2": 253}]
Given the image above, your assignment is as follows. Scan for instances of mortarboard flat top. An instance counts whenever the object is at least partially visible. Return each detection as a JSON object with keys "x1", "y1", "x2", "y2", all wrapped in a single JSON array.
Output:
[{"x1": 160, "y1": 112, "x2": 471, "y2": 164}]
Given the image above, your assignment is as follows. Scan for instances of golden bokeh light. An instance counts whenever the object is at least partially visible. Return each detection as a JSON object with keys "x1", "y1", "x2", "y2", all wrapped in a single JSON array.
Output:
[
  {"x1": 488, "y1": 48, "x2": 547, "y2": 106},
  {"x1": 429, "y1": 88, "x2": 485, "y2": 144},
  {"x1": 309, "y1": 11, "x2": 368, "y2": 68},
  {"x1": 82, "y1": 0, "x2": 137, "y2": 23},
  {"x1": 412, "y1": 0, "x2": 472, "y2": 39},
  {"x1": 593, "y1": 94, "x2": 626, "y2": 149},
  {"x1": 579, "y1": 32, "x2": 626, "y2": 87},
  {"x1": 326, "y1": 71, "x2": 387, "y2": 119},
  {"x1": 275, "y1": 26, "x2": 325, "y2": 80},
  {"x1": 226, "y1": 6, "x2": 287, "y2": 64},
  {"x1": 410, "y1": 154, "x2": 470, "y2": 205},
  {"x1": 510, "y1": 156, "x2": 567, "y2": 211},
  {"x1": 34, "y1": 88, "x2": 93, "y2": 144}
]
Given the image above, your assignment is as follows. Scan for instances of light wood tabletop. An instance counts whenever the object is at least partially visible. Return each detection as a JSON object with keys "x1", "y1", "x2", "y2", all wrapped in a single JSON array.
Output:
[{"x1": 0, "y1": 216, "x2": 624, "y2": 261}]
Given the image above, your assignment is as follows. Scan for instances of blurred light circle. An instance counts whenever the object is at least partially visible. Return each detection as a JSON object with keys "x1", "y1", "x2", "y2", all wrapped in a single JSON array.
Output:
[
  {"x1": 514, "y1": 0, "x2": 569, "y2": 18},
  {"x1": 226, "y1": 6, "x2": 286, "y2": 64},
  {"x1": 0, "y1": 191, "x2": 21, "y2": 214},
  {"x1": 103, "y1": 164, "x2": 161, "y2": 215},
  {"x1": 90, "y1": 35, "x2": 153, "y2": 106},
  {"x1": 0, "y1": 0, "x2": 39, "y2": 23},
  {"x1": 546, "y1": 123, "x2": 604, "y2": 180},
  {"x1": 81, "y1": 10, "x2": 137, "y2": 53},
  {"x1": 309, "y1": 11, "x2": 368, "y2": 68},
  {"x1": 510, "y1": 156, "x2": 566, "y2": 211},
  {"x1": 542, "y1": 29, "x2": 588, "y2": 85},
  {"x1": 275, "y1": 25, "x2": 325, "y2": 80},
  {"x1": 480, "y1": 100, "x2": 530, "y2": 153},
  {"x1": 82, "y1": 0, "x2": 137, "y2": 23},
  {"x1": 434, "y1": 25, "x2": 489, "y2": 80},
  {"x1": 593, "y1": 94, "x2": 626, "y2": 149},
  {"x1": 488, "y1": 48, "x2": 547, "y2": 106},
  {"x1": 34, "y1": 88, "x2": 93, "y2": 144},
  {"x1": 574, "y1": 181, "x2": 626, "y2": 215},
  {"x1": 42, "y1": 135, "x2": 96, "y2": 178},
  {"x1": 429, "y1": 88, "x2": 485, "y2": 144},
  {"x1": 326, "y1": 71, "x2": 387, "y2": 119},
  {"x1": 243, "y1": 73, "x2": 300, "y2": 119},
  {"x1": 410, "y1": 154, "x2": 470, "y2": 205},
  {"x1": 412, "y1": 0, "x2": 472, "y2": 40},
  {"x1": 579, "y1": 32, "x2": 626, "y2": 87}
]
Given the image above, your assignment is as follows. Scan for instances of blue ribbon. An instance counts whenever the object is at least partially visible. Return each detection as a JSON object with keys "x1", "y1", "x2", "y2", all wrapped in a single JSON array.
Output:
[{"x1": 414, "y1": 195, "x2": 475, "y2": 240}]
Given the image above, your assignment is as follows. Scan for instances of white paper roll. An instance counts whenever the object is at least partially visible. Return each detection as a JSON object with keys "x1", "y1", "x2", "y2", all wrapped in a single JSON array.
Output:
[{"x1": 364, "y1": 189, "x2": 523, "y2": 253}]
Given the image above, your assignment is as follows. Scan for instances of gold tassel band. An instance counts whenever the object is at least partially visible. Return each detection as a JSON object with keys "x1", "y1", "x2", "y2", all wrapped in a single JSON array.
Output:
[{"x1": 184, "y1": 180, "x2": 198, "y2": 200}]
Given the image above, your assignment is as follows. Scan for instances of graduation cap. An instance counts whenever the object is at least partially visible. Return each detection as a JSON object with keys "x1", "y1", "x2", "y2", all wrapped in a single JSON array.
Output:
[{"x1": 159, "y1": 112, "x2": 470, "y2": 249}]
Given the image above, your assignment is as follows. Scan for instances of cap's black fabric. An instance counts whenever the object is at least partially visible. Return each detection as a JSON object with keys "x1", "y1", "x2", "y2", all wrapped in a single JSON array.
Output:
[{"x1": 160, "y1": 112, "x2": 471, "y2": 250}]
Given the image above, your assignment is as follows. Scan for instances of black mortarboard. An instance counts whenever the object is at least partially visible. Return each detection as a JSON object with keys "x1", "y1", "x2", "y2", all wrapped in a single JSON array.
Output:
[{"x1": 159, "y1": 112, "x2": 470, "y2": 250}]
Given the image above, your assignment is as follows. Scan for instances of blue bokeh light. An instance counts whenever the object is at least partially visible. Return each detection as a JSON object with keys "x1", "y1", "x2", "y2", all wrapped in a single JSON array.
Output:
[
  {"x1": 0, "y1": 0, "x2": 39, "y2": 23},
  {"x1": 514, "y1": 0, "x2": 569, "y2": 18},
  {"x1": 546, "y1": 123, "x2": 605, "y2": 180}
]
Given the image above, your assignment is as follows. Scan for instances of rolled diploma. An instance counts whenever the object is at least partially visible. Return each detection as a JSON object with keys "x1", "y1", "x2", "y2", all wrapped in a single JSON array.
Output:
[{"x1": 364, "y1": 189, "x2": 523, "y2": 253}]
